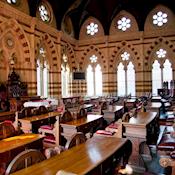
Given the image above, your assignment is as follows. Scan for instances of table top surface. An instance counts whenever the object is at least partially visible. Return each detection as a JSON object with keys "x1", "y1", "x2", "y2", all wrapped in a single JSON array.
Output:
[
  {"x1": 18, "y1": 111, "x2": 61, "y2": 122},
  {"x1": 12, "y1": 136, "x2": 128, "y2": 175},
  {"x1": 123, "y1": 111, "x2": 157, "y2": 126},
  {"x1": 103, "y1": 105, "x2": 123, "y2": 113},
  {"x1": 60, "y1": 114, "x2": 103, "y2": 127},
  {"x1": 0, "y1": 133, "x2": 44, "y2": 153}
]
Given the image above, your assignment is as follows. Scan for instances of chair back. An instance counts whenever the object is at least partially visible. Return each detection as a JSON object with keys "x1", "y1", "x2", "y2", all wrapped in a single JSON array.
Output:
[
  {"x1": 0, "y1": 121, "x2": 16, "y2": 140},
  {"x1": 5, "y1": 149, "x2": 45, "y2": 175},
  {"x1": 65, "y1": 132, "x2": 86, "y2": 150},
  {"x1": 78, "y1": 108, "x2": 87, "y2": 118},
  {"x1": 38, "y1": 105, "x2": 48, "y2": 114},
  {"x1": 61, "y1": 110, "x2": 73, "y2": 122},
  {"x1": 18, "y1": 107, "x2": 33, "y2": 118}
]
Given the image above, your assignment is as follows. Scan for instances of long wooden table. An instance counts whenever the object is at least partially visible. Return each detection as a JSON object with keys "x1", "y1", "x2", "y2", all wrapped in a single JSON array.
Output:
[
  {"x1": 19, "y1": 111, "x2": 61, "y2": 133},
  {"x1": 0, "y1": 133, "x2": 44, "y2": 174},
  {"x1": 122, "y1": 111, "x2": 158, "y2": 171},
  {"x1": 12, "y1": 137, "x2": 132, "y2": 175},
  {"x1": 102, "y1": 105, "x2": 124, "y2": 123},
  {"x1": 60, "y1": 114, "x2": 103, "y2": 141}
]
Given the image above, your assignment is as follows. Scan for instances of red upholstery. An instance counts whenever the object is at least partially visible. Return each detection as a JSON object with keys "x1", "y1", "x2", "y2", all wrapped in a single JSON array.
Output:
[
  {"x1": 43, "y1": 135, "x2": 55, "y2": 143},
  {"x1": 40, "y1": 125, "x2": 53, "y2": 130},
  {"x1": 4, "y1": 120, "x2": 13, "y2": 124},
  {"x1": 108, "y1": 123, "x2": 119, "y2": 129},
  {"x1": 96, "y1": 130, "x2": 113, "y2": 136}
]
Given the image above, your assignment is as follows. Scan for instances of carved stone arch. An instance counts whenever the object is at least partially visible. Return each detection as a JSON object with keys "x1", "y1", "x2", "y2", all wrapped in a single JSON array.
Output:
[
  {"x1": 36, "y1": 33, "x2": 58, "y2": 70},
  {"x1": 81, "y1": 45, "x2": 106, "y2": 72},
  {"x1": 0, "y1": 18, "x2": 30, "y2": 66},
  {"x1": 146, "y1": 37, "x2": 175, "y2": 70},
  {"x1": 61, "y1": 42, "x2": 75, "y2": 72},
  {"x1": 111, "y1": 42, "x2": 138, "y2": 72}
]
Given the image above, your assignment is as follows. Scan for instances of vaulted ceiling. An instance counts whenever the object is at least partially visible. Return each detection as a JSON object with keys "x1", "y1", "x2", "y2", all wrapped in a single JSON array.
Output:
[{"x1": 28, "y1": 0, "x2": 175, "y2": 39}]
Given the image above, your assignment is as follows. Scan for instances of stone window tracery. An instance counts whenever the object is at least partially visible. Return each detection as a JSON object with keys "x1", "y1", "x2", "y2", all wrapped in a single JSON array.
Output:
[
  {"x1": 38, "y1": 3, "x2": 50, "y2": 22},
  {"x1": 153, "y1": 11, "x2": 168, "y2": 27},
  {"x1": 86, "y1": 22, "x2": 98, "y2": 36},
  {"x1": 117, "y1": 17, "x2": 131, "y2": 31}
]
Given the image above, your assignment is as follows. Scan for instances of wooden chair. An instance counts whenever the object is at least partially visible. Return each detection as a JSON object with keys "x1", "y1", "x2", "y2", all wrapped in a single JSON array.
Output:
[
  {"x1": 77, "y1": 108, "x2": 87, "y2": 118},
  {"x1": 61, "y1": 110, "x2": 73, "y2": 123},
  {"x1": 0, "y1": 121, "x2": 16, "y2": 140},
  {"x1": 139, "y1": 141, "x2": 172, "y2": 175},
  {"x1": 65, "y1": 132, "x2": 86, "y2": 150},
  {"x1": 5, "y1": 149, "x2": 45, "y2": 175},
  {"x1": 38, "y1": 105, "x2": 48, "y2": 114},
  {"x1": 18, "y1": 107, "x2": 33, "y2": 119}
]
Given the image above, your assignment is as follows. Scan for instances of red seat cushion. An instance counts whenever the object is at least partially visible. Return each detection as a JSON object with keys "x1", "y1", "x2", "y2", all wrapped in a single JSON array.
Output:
[
  {"x1": 96, "y1": 130, "x2": 113, "y2": 136},
  {"x1": 40, "y1": 125, "x2": 53, "y2": 130},
  {"x1": 44, "y1": 135, "x2": 55, "y2": 143},
  {"x1": 108, "y1": 123, "x2": 119, "y2": 129}
]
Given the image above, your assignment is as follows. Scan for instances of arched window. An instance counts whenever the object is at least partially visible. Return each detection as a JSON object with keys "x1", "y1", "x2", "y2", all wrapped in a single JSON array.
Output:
[
  {"x1": 37, "y1": 59, "x2": 42, "y2": 96},
  {"x1": 163, "y1": 59, "x2": 172, "y2": 88},
  {"x1": 152, "y1": 60, "x2": 162, "y2": 95},
  {"x1": 127, "y1": 62, "x2": 135, "y2": 96},
  {"x1": 117, "y1": 63, "x2": 125, "y2": 96},
  {"x1": 86, "y1": 55, "x2": 102, "y2": 96},
  {"x1": 117, "y1": 52, "x2": 135, "y2": 96},
  {"x1": 37, "y1": 47, "x2": 49, "y2": 98},
  {"x1": 152, "y1": 48, "x2": 173, "y2": 95},
  {"x1": 87, "y1": 65, "x2": 94, "y2": 96},
  {"x1": 95, "y1": 64, "x2": 102, "y2": 96},
  {"x1": 61, "y1": 66, "x2": 70, "y2": 97},
  {"x1": 43, "y1": 61, "x2": 49, "y2": 97}
]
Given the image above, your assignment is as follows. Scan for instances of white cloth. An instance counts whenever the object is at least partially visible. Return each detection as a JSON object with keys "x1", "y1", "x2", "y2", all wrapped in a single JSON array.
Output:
[{"x1": 23, "y1": 99, "x2": 58, "y2": 108}]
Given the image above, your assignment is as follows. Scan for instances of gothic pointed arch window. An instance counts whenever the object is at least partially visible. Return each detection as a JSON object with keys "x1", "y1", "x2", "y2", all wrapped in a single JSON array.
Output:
[
  {"x1": 163, "y1": 59, "x2": 172, "y2": 86},
  {"x1": 152, "y1": 60, "x2": 161, "y2": 95},
  {"x1": 152, "y1": 48, "x2": 173, "y2": 95},
  {"x1": 61, "y1": 54, "x2": 70, "y2": 97},
  {"x1": 117, "y1": 51, "x2": 135, "y2": 96},
  {"x1": 86, "y1": 55, "x2": 102, "y2": 96},
  {"x1": 127, "y1": 62, "x2": 135, "y2": 96},
  {"x1": 37, "y1": 47, "x2": 49, "y2": 98}
]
